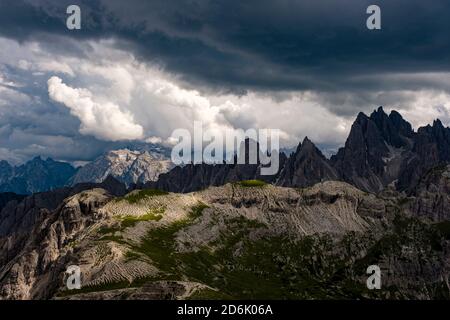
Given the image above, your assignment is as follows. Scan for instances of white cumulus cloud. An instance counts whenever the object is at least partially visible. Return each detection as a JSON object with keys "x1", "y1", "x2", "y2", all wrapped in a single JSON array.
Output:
[{"x1": 47, "y1": 76, "x2": 144, "y2": 141}]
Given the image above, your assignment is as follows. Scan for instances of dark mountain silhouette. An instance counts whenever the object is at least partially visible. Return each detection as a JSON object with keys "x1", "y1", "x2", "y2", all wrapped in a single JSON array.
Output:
[
  {"x1": 149, "y1": 107, "x2": 450, "y2": 194},
  {"x1": 277, "y1": 137, "x2": 339, "y2": 187},
  {"x1": 0, "y1": 192, "x2": 26, "y2": 212},
  {"x1": 331, "y1": 107, "x2": 414, "y2": 192},
  {"x1": 397, "y1": 119, "x2": 450, "y2": 191},
  {"x1": 0, "y1": 157, "x2": 77, "y2": 194},
  {"x1": 145, "y1": 139, "x2": 286, "y2": 192}
]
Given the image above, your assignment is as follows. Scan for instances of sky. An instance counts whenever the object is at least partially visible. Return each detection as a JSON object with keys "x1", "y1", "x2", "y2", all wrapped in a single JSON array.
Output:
[{"x1": 1, "y1": 0, "x2": 450, "y2": 164}]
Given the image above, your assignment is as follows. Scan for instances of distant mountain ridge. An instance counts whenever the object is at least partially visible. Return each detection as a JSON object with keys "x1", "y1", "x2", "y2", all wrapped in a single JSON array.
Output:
[
  {"x1": 0, "y1": 157, "x2": 76, "y2": 194},
  {"x1": 70, "y1": 149, "x2": 173, "y2": 187},
  {"x1": 2, "y1": 107, "x2": 450, "y2": 195},
  {"x1": 0, "y1": 147, "x2": 173, "y2": 194}
]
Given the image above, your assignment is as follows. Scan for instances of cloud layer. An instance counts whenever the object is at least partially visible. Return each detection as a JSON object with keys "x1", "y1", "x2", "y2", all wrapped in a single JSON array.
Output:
[{"x1": 1, "y1": 1, "x2": 450, "y2": 163}]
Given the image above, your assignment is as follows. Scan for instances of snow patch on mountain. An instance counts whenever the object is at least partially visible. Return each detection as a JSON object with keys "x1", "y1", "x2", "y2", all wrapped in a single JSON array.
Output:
[{"x1": 71, "y1": 149, "x2": 173, "y2": 186}]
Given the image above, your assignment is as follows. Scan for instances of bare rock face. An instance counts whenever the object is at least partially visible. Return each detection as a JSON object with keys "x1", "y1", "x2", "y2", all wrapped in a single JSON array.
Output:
[
  {"x1": 71, "y1": 149, "x2": 173, "y2": 187},
  {"x1": 331, "y1": 108, "x2": 412, "y2": 193},
  {"x1": 329, "y1": 107, "x2": 450, "y2": 194},
  {"x1": 150, "y1": 108, "x2": 450, "y2": 194},
  {"x1": 397, "y1": 120, "x2": 450, "y2": 192},
  {"x1": 0, "y1": 189, "x2": 112, "y2": 299},
  {"x1": 277, "y1": 137, "x2": 339, "y2": 188},
  {"x1": 0, "y1": 181, "x2": 377, "y2": 299},
  {"x1": 409, "y1": 165, "x2": 450, "y2": 222},
  {"x1": 0, "y1": 188, "x2": 71, "y2": 237}
]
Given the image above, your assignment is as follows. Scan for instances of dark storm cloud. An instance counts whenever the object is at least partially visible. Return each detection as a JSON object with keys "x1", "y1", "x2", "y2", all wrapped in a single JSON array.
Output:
[
  {"x1": 1, "y1": 0, "x2": 450, "y2": 95},
  {"x1": 1, "y1": 0, "x2": 450, "y2": 163}
]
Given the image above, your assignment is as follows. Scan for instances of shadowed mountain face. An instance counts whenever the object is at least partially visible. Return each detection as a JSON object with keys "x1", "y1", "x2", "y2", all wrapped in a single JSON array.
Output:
[
  {"x1": 331, "y1": 108, "x2": 450, "y2": 193},
  {"x1": 331, "y1": 107, "x2": 414, "y2": 192},
  {"x1": 0, "y1": 157, "x2": 76, "y2": 195},
  {"x1": 0, "y1": 175, "x2": 127, "y2": 238},
  {"x1": 146, "y1": 139, "x2": 287, "y2": 193},
  {"x1": 277, "y1": 137, "x2": 339, "y2": 188},
  {"x1": 397, "y1": 120, "x2": 450, "y2": 191},
  {"x1": 0, "y1": 193, "x2": 26, "y2": 212}
]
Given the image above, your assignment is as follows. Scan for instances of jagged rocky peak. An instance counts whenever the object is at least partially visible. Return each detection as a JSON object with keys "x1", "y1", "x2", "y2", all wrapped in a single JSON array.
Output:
[
  {"x1": 299, "y1": 136, "x2": 314, "y2": 150},
  {"x1": 344, "y1": 110, "x2": 387, "y2": 154},
  {"x1": 331, "y1": 107, "x2": 450, "y2": 193},
  {"x1": 71, "y1": 148, "x2": 173, "y2": 187},
  {"x1": 389, "y1": 110, "x2": 413, "y2": 137},
  {"x1": 414, "y1": 118, "x2": 450, "y2": 157},
  {"x1": 277, "y1": 136, "x2": 339, "y2": 188},
  {"x1": 331, "y1": 107, "x2": 411, "y2": 193},
  {"x1": 295, "y1": 136, "x2": 325, "y2": 159},
  {"x1": 148, "y1": 137, "x2": 285, "y2": 193},
  {"x1": 369, "y1": 106, "x2": 413, "y2": 148},
  {"x1": 433, "y1": 118, "x2": 444, "y2": 128}
]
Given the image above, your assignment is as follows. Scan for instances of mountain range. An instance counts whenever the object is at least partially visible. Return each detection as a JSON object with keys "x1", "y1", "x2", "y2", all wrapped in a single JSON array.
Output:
[
  {"x1": 0, "y1": 157, "x2": 76, "y2": 195},
  {"x1": 1, "y1": 107, "x2": 450, "y2": 300},
  {"x1": 2, "y1": 107, "x2": 450, "y2": 197},
  {"x1": 0, "y1": 148, "x2": 173, "y2": 194},
  {"x1": 2, "y1": 107, "x2": 450, "y2": 196},
  {"x1": 148, "y1": 107, "x2": 450, "y2": 194},
  {"x1": 70, "y1": 149, "x2": 173, "y2": 187}
]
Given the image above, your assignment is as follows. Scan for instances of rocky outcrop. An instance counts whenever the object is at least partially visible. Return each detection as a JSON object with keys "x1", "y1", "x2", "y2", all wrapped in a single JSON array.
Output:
[
  {"x1": 150, "y1": 107, "x2": 450, "y2": 194},
  {"x1": 0, "y1": 188, "x2": 112, "y2": 299},
  {"x1": 397, "y1": 120, "x2": 450, "y2": 191},
  {"x1": 331, "y1": 107, "x2": 411, "y2": 193},
  {"x1": 329, "y1": 106, "x2": 450, "y2": 193},
  {"x1": 0, "y1": 188, "x2": 71, "y2": 238},
  {"x1": 0, "y1": 176, "x2": 126, "y2": 238},
  {"x1": 277, "y1": 137, "x2": 339, "y2": 187},
  {"x1": 409, "y1": 165, "x2": 450, "y2": 221},
  {"x1": 1, "y1": 181, "x2": 373, "y2": 299}
]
